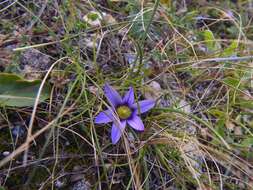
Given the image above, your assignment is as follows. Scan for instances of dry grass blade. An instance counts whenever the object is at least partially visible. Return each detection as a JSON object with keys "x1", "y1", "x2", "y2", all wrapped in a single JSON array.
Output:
[{"x1": 23, "y1": 57, "x2": 69, "y2": 166}]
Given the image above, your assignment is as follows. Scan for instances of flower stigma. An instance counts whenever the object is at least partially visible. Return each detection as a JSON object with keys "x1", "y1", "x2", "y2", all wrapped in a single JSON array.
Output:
[{"x1": 116, "y1": 105, "x2": 132, "y2": 119}]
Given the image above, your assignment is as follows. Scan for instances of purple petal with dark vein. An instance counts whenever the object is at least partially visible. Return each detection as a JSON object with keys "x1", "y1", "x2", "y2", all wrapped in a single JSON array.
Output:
[
  {"x1": 133, "y1": 99, "x2": 155, "y2": 114},
  {"x1": 104, "y1": 83, "x2": 122, "y2": 107},
  {"x1": 127, "y1": 115, "x2": 144, "y2": 131},
  {"x1": 123, "y1": 87, "x2": 134, "y2": 105},
  {"x1": 94, "y1": 110, "x2": 113, "y2": 124},
  {"x1": 111, "y1": 120, "x2": 126, "y2": 144}
]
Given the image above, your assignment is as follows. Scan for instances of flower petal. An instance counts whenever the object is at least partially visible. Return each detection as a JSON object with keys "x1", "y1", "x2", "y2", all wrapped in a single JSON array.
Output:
[
  {"x1": 111, "y1": 120, "x2": 126, "y2": 144},
  {"x1": 123, "y1": 87, "x2": 134, "y2": 105},
  {"x1": 133, "y1": 99, "x2": 155, "y2": 114},
  {"x1": 104, "y1": 83, "x2": 122, "y2": 107},
  {"x1": 127, "y1": 115, "x2": 144, "y2": 131},
  {"x1": 94, "y1": 110, "x2": 113, "y2": 124}
]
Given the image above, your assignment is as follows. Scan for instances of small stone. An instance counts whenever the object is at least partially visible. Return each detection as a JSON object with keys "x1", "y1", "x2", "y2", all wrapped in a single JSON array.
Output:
[
  {"x1": 179, "y1": 99, "x2": 191, "y2": 114},
  {"x1": 88, "y1": 85, "x2": 99, "y2": 95},
  {"x1": 234, "y1": 127, "x2": 243, "y2": 136},
  {"x1": 127, "y1": 132, "x2": 136, "y2": 148},
  {"x1": 55, "y1": 179, "x2": 65, "y2": 188},
  {"x1": 65, "y1": 141, "x2": 70, "y2": 146},
  {"x1": 11, "y1": 125, "x2": 26, "y2": 139},
  {"x1": 181, "y1": 141, "x2": 203, "y2": 178},
  {"x1": 2, "y1": 151, "x2": 10, "y2": 156},
  {"x1": 81, "y1": 34, "x2": 101, "y2": 49},
  {"x1": 103, "y1": 14, "x2": 117, "y2": 25},
  {"x1": 144, "y1": 81, "x2": 162, "y2": 100},
  {"x1": 125, "y1": 53, "x2": 136, "y2": 65},
  {"x1": 127, "y1": 132, "x2": 135, "y2": 142},
  {"x1": 72, "y1": 179, "x2": 91, "y2": 190},
  {"x1": 20, "y1": 48, "x2": 51, "y2": 79}
]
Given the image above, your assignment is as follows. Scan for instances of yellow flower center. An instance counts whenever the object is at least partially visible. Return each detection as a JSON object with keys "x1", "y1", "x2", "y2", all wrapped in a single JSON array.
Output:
[{"x1": 116, "y1": 106, "x2": 132, "y2": 119}]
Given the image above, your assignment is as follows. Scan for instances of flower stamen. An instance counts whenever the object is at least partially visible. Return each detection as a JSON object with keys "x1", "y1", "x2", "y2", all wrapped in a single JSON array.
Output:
[{"x1": 116, "y1": 105, "x2": 132, "y2": 119}]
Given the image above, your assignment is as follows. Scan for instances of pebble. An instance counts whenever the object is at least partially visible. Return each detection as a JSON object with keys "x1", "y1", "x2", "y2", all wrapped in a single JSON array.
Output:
[
  {"x1": 72, "y1": 179, "x2": 91, "y2": 190},
  {"x1": 11, "y1": 125, "x2": 26, "y2": 139},
  {"x1": 55, "y1": 179, "x2": 65, "y2": 188},
  {"x1": 2, "y1": 151, "x2": 10, "y2": 156}
]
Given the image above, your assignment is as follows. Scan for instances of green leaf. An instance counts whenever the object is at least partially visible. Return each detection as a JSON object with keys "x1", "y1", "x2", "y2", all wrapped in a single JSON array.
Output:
[
  {"x1": 221, "y1": 40, "x2": 238, "y2": 57},
  {"x1": 0, "y1": 73, "x2": 50, "y2": 107},
  {"x1": 223, "y1": 77, "x2": 240, "y2": 88},
  {"x1": 87, "y1": 12, "x2": 100, "y2": 21},
  {"x1": 235, "y1": 100, "x2": 253, "y2": 109},
  {"x1": 241, "y1": 137, "x2": 253, "y2": 147},
  {"x1": 215, "y1": 118, "x2": 226, "y2": 138},
  {"x1": 203, "y1": 30, "x2": 220, "y2": 52}
]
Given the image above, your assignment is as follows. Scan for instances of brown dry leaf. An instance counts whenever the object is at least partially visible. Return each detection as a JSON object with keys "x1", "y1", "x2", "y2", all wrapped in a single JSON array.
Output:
[
  {"x1": 234, "y1": 126, "x2": 243, "y2": 136},
  {"x1": 225, "y1": 120, "x2": 235, "y2": 132},
  {"x1": 200, "y1": 128, "x2": 208, "y2": 140},
  {"x1": 104, "y1": 14, "x2": 117, "y2": 25}
]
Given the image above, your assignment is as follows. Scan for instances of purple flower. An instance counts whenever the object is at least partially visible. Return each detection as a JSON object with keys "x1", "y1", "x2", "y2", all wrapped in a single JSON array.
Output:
[{"x1": 94, "y1": 83, "x2": 155, "y2": 144}]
